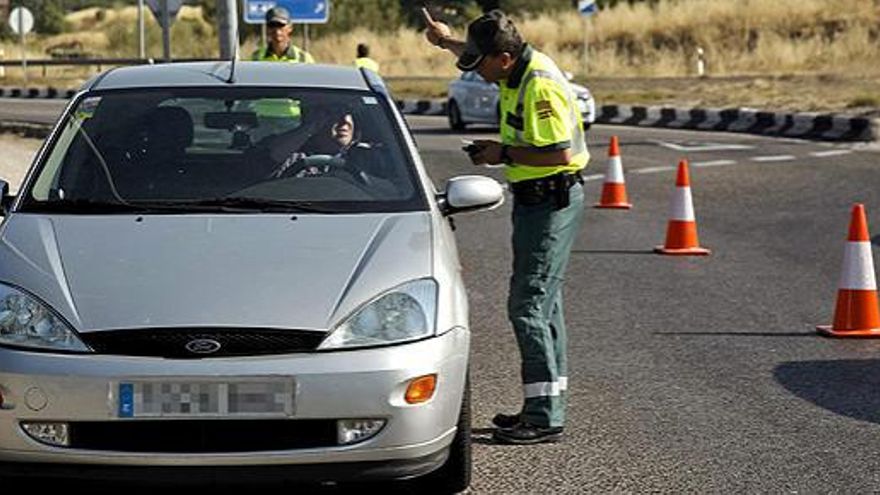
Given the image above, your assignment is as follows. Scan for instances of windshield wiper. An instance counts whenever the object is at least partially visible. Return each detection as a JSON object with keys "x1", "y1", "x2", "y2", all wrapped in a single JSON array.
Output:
[
  {"x1": 186, "y1": 197, "x2": 334, "y2": 213},
  {"x1": 23, "y1": 198, "x2": 191, "y2": 214}
]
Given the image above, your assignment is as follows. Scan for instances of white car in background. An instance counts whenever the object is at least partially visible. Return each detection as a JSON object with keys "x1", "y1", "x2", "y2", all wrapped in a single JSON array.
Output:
[{"x1": 447, "y1": 71, "x2": 596, "y2": 131}]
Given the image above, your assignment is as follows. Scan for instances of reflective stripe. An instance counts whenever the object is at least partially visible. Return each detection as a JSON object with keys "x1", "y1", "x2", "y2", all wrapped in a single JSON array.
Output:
[
  {"x1": 605, "y1": 155, "x2": 625, "y2": 184},
  {"x1": 669, "y1": 186, "x2": 695, "y2": 221},
  {"x1": 558, "y1": 377, "x2": 568, "y2": 392},
  {"x1": 524, "y1": 381, "x2": 561, "y2": 398},
  {"x1": 840, "y1": 241, "x2": 878, "y2": 290}
]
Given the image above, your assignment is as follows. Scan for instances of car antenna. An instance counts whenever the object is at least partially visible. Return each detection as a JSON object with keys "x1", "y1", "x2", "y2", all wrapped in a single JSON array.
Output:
[{"x1": 226, "y1": 16, "x2": 240, "y2": 84}]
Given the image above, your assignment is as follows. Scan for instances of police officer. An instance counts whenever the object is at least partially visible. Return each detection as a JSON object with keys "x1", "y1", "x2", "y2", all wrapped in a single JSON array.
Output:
[
  {"x1": 252, "y1": 7, "x2": 315, "y2": 63},
  {"x1": 354, "y1": 43, "x2": 380, "y2": 74},
  {"x1": 423, "y1": 8, "x2": 588, "y2": 445},
  {"x1": 251, "y1": 7, "x2": 314, "y2": 135}
]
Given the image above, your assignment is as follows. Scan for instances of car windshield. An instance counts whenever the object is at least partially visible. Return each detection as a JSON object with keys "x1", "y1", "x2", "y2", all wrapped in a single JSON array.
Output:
[{"x1": 21, "y1": 87, "x2": 425, "y2": 214}]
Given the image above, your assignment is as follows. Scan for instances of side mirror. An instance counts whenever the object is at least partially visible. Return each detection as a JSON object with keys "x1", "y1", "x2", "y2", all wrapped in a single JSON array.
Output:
[
  {"x1": 440, "y1": 175, "x2": 504, "y2": 216},
  {"x1": 0, "y1": 179, "x2": 11, "y2": 216}
]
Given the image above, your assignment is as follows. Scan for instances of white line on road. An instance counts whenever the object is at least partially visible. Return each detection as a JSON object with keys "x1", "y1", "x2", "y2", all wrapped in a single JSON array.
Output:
[
  {"x1": 692, "y1": 160, "x2": 737, "y2": 168},
  {"x1": 583, "y1": 174, "x2": 604, "y2": 182},
  {"x1": 631, "y1": 166, "x2": 676, "y2": 175},
  {"x1": 809, "y1": 150, "x2": 853, "y2": 158},
  {"x1": 751, "y1": 155, "x2": 796, "y2": 162}
]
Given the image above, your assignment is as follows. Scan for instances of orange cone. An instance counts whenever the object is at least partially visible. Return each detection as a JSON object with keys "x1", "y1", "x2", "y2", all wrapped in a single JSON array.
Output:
[
  {"x1": 594, "y1": 136, "x2": 632, "y2": 209},
  {"x1": 817, "y1": 204, "x2": 880, "y2": 337},
  {"x1": 654, "y1": 160, "x2": 710, "y2": 256}
]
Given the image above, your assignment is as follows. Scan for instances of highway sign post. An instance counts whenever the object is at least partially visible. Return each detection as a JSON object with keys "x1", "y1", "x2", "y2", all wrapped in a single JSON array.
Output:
[
  {"x1": 146, "y1": 0, "x2": 183, "y2": 61},
  {"x1": 578, "y1": 0, "x2": 597, "y2": 79},
  {"x1": 8, "y1": 6, "x2": 34, "y2": 87}
]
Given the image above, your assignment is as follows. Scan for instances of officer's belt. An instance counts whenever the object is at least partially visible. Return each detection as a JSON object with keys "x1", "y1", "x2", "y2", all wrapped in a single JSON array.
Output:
[{"x1": 509, "y1": 171, "x2": 583, "y2": 209}]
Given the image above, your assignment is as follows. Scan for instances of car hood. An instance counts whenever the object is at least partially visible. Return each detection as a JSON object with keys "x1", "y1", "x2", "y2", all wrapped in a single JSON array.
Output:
[{"x1": 0, "y1": 213, "x2": 432, "y2": 332}]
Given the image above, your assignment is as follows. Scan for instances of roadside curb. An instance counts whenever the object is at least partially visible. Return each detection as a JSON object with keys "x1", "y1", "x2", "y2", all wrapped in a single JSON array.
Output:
[
  {"x1": 0, "y1": 86, "x2": 77, "y2": 99},
  {"x1": 3, "y1": 90, "x2": 878, "y2": 142},
  {"x1": 597, "y1": 104, "x2": 880, "y2": 143}
]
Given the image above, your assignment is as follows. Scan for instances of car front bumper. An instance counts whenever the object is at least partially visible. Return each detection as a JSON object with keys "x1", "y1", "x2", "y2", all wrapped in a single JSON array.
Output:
[{"x1": 0, "y1": 326, "x2": 469, "y2": 479}]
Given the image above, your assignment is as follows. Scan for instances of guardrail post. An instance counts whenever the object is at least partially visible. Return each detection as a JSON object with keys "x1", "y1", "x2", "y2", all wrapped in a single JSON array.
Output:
[{"x1": 696, "y1": 47, "x2": 706, "y2": 78}]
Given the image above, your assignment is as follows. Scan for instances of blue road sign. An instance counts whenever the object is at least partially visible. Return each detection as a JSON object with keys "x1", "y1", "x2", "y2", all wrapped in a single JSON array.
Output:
[
  {"x1": 578, "y1": 0, "x2": 597, "y2": 16},
  {"x1": 244, "y1": 0, "x2": 329, "y2": 24}
]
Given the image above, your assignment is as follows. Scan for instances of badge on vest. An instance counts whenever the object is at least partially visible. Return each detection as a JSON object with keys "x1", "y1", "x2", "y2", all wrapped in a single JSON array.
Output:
[{"x1": 536, "y1": 100, "x2": 555, "y2": 120}]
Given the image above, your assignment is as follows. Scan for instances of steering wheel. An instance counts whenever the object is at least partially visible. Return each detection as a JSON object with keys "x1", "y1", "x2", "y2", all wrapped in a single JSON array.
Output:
[{"x1": 273, "y1": 153, "x2": 365, "y2": 184}]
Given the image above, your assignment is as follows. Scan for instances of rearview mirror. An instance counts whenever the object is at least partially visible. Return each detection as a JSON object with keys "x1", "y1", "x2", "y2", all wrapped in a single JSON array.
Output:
[
  {"x1": 441, "y1": 175, "x2": 504, "y2": 216},
  {"x1": 204, "y1": 111, "x2": 259, "y2": 130}
]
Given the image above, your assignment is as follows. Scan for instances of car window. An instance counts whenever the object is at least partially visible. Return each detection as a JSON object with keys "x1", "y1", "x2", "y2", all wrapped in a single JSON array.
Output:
[{"x1": 23, "y1": 87, "x2": 425, "y2": 214}]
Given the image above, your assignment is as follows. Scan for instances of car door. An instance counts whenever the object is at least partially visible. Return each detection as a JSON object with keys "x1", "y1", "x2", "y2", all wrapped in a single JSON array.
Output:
[{"x1": 469, "y1": 72, "x2": 498, "y2": 123}]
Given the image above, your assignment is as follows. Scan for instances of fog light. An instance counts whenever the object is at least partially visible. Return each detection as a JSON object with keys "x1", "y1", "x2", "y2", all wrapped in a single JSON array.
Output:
[
  {"x1": 21, "y1": 422, "x2": 70, "y2": 447},
  {"x1": 337, "y1": 419, "x2": 386, "y2": 445},
  {"x1": 405, "y1": 374, "x2": 437, "y2": 404}
]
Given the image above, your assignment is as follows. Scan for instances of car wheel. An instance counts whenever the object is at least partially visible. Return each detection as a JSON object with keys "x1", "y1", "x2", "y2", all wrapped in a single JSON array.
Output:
[
  {"x1": 414, "y1": 374, "x2": 472, "y2": 494},
  {"x1": 448, "y1": 100, "x2": 466, "y2": 131}
]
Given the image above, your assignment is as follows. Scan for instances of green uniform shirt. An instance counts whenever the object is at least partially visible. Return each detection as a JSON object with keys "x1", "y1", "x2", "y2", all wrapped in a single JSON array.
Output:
[
  {"x1": 354, "y1": 57, "x2": 380, "y2": 74},
  {"x1": 498, "y1": 45, "x2": 589, "y2": 183},
  {"x1": 250, "y1": 44, "x2": 315, "y2": 119}
]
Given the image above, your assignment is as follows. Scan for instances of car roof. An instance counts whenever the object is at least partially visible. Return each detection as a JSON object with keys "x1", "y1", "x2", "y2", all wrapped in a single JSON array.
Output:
[{"x1": 88, "y1": 62, "x2": 371, "y2": 91}]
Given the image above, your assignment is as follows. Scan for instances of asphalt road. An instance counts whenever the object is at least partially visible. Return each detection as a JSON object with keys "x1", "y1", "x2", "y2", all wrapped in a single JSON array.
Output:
[
  {"x1": 3, "y1": 98, "x2": 880, "y2": 492},
  {"x1": 408, "y1": 116, "x2": 880, "y2": 492}
]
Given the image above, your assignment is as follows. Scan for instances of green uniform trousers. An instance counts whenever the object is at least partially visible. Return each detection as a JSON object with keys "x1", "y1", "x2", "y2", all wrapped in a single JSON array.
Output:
[{"x1": 508, "y1": 182, "x2": 585, "y2": 428}]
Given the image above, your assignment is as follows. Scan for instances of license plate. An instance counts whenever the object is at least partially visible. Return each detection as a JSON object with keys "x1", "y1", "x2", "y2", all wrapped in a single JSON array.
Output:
[{"x1": 116, "y1": 378, "x2": 295, "y2": 418}]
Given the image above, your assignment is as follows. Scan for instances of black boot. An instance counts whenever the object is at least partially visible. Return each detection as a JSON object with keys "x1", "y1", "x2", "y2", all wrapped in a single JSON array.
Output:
[{"x1": 492, "y1": 422, "x2": 564, "y2": 445}]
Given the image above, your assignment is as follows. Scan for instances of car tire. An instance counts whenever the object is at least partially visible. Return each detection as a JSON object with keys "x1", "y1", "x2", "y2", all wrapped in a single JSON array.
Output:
[
  {"x1": 414, "y1": 374, "x2": 472, "y2": 494},
  {"x1": 448, "y1": 100, "x2": 466, "y2": 131}
]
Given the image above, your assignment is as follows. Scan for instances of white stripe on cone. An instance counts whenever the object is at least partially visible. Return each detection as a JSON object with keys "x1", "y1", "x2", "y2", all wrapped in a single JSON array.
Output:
[
  {"x1": 669, "y1": 186, "x2": 695, "y2": 221},
  {"x1": 840, "y1": 241, "x2": 878, "y2": 290},
  {"x1": 604, "y1": 155, "x2": 625, "y2": 184}
]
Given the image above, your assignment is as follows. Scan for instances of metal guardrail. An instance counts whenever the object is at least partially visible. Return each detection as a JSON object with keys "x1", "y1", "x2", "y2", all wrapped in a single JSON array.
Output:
[{"x1": 0, "y1": 57, "x2": 216, "y2": 67}]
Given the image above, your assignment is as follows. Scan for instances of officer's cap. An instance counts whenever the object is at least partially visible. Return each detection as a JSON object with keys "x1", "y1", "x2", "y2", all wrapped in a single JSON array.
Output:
[
  {"x1": 456, "y1": 10, "x2": 522, "y2": 71},
  {"x1": 266, "y1": 7, "x2": 291, "y2": 26}
]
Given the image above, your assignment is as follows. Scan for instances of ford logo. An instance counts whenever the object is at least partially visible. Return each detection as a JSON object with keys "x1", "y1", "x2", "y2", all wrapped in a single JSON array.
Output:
[{"x1": 185, "y1": 339, "x2": 222, "y2": 355}]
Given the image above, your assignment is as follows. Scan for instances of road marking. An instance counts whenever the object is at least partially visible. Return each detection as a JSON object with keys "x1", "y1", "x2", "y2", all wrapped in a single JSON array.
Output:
[
  {"x1": 631, "y1": 166, "x2": 675, "y2": 175},
  {"x1": 653, "y1": 140, "x2": 755, "y2": 152},
  {"x1": 692, "y1": 160, "x2": 737, "y2": 168},
  {"x1": 583, "y1": 174, "x2": 604, "y2": 182},
  {"x1": 809, "y1": 150, "x2": 853, "y2": 158},
  {"x1": 751, "y1": 155, "x2": 796, "y2": 162}
]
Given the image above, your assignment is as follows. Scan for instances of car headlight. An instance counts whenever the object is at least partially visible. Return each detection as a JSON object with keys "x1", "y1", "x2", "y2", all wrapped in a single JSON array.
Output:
[
  {"x1": 0, "y1": 284, "x2": 90, "y2": 352},
  {"x1": 319, "y1": 279, "x2": 437, "y2": 350}
]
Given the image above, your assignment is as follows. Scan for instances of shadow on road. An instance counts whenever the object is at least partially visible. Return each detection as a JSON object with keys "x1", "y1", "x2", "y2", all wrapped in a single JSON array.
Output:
[
  {"x1": 775, "y1": 359, "x2": 880, "y2": 425},
  {"x1": 571, "y1": 249, "x2": 656, "y2": 255},
  {"x1": 655, "y1": 331, "x2": 816, "y2": 337}
]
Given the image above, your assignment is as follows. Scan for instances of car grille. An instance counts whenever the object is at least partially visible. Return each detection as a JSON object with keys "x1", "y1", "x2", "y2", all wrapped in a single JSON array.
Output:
[
  {"x1": 65, "y1": 420, "x2": 338, "y2": 453},
  {"x1": 80, "y1": 328, "x2": 328, "y2": 358}
]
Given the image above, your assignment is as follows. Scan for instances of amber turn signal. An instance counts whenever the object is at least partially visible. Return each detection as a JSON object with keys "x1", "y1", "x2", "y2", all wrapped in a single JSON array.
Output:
[{"x1": 405, "y1": 374, "x2": 437, "y2": 404}]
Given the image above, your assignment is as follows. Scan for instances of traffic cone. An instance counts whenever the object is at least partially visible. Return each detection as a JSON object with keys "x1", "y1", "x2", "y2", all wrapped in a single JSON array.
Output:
[
  {"x1": 817, "y1": 204, "x2": 880, "y2": 337},
  {"x1": 654, "y1": 160, "x2": 710, "y2": 256},
  {"x1": 594, "y1": 136, "x2": 632, "y2": 209}
]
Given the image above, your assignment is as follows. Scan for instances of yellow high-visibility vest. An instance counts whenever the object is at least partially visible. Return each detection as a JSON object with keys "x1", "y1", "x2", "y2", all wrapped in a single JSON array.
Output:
[{"x1": 498, "y1": 46, "x2": 589, "y2": 183}]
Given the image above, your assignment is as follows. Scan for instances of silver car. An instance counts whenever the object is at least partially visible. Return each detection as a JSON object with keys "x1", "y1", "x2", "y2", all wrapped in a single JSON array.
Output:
[
  {"x1": 0, "y1": 62, "x2": 503, "y2": 489},
  {"x1": 447, "y1": 70, "x2": 596, "y2": 130}
]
